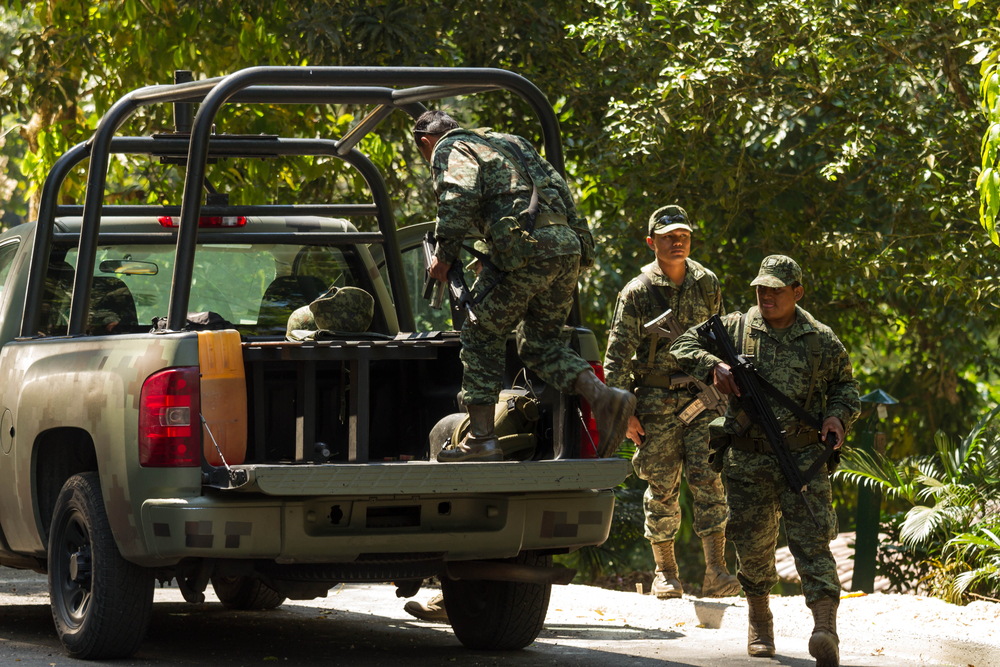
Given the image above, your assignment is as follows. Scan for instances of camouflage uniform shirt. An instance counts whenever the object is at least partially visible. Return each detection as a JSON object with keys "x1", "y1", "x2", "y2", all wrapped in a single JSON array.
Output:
[
  {"x1": 430, "y1": 129, "x2": 593, "y2": 266},
  {"x1": 604, "y1": 258, "x2": 724, "y2": 391},
  {"x1": 669, "y1": 305, "x2": 860, "y2": 436}
]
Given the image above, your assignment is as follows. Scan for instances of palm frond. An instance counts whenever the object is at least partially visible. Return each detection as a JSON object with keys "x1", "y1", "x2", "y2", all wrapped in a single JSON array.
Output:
[
  {"x1": 901, "y1": 504, "x2": 954, "y2": 547},
  {"x1": 835, "y1": 447, "x2": 919, "y2": 502},
  {"x1": 957, "y1": 404, "x2": 1000, "y2": 469}
]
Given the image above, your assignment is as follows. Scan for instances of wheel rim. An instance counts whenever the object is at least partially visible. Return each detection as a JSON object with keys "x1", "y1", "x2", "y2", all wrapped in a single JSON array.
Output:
[{"x1": 52, "y1": 509, "x2": 93, "y2": 630}]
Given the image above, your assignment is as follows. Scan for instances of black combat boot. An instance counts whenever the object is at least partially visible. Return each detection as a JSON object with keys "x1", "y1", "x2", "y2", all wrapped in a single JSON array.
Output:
[
  {"x1": 573, "y1": 369, "x2": 636, "y2": 457},
  {"x1": 437, "y1": 404, "x2": 502, "y2": 462},
  {"x1": 747, "y1": 593, "x2": 775, "y2": 657},
  {"x1": 808, "y1": 597, "x2": 839, "y2": 667},
  {"x1": 651, "y1": 540, "x2": 683, "y2": 599},
  {"x1": 701, "y1": 532, "x2": 741, "y2": 597}
]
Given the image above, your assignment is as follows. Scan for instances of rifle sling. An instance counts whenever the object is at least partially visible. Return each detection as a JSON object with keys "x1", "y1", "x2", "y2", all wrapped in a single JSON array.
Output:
[
  {"x1": 736, "y1": 312, "x2": 835, "y2": 480},
  {"x1": 490, "y1": 134, "x2": 542, "y2": 234}
]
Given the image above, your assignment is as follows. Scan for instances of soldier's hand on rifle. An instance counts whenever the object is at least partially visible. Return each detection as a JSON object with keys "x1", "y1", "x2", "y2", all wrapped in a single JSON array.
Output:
[
  {"x1": 429, "y1": 255, "x2": 449, "y2": 282},
  {"x1": 713, "y1": 363, "x2": 741, "y2": 397},
  {"x1": 626, "y1": 415, "x2": 645, "y2": 446},
  {"x1": 821, "y1": 416, "x2": 845, "y2": 449}
]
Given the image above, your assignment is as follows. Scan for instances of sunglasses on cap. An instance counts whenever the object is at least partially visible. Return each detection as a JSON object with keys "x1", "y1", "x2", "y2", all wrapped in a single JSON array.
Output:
[{"x1": 656, "y1": 214, "x2": 687, "y2": 226}]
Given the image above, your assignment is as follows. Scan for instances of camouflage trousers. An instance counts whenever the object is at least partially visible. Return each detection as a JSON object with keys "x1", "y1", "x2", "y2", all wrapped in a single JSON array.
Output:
[
  {"x1": 460, "y1": 254, "x2": 591, "y2": 405},
  {"x1": 724, "y1": 445, "x2": 840, "y2": 605},
  {"x1": 631, "y1": 387, "x2": 728, "y2": 543}
]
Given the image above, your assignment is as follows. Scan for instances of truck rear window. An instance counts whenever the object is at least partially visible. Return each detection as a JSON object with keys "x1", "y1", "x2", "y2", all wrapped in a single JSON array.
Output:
[{"x1": 43, "y1": 243, "x2": 369, "y2": 336}]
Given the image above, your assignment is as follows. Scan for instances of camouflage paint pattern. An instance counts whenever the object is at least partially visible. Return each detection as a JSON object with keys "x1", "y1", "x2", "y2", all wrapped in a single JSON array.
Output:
[
  {"x1": 285, "y1": 285, "x2": 375, "y2": 336},
  {"x1": 670, "y1": 305, "x2": 860, "y2": 435},
  {"x1": 142, "y1": 488, "x2": 617, "y2": 562},
  {"x1": 670, "y1": 304, "x2": 861, "y2": 604},
  {"x1": 604, "y1": 259, "x2": 727, "y2": 542},
  {"x1": 0, "y1": 333, "x2": 201, "y2": 563},
  {"x1": 428, "y1": 129, "x2": 594, "y2": 405},
  {"x1": 461, "y1": 254, "x2": 591, "y2": 405},
  {"x1": 429, "y1": 128, "x2": 594, "y2": 267},
  {"x1": 725, "y1": 447, "x2": 840, "y2": 604},
  {"x1": 604, "y1": 259, "x2": 724, "y2": 391}
]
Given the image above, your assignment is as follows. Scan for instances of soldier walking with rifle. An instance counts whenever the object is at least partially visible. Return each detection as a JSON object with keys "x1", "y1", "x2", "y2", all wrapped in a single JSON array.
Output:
[
  {"x1": 604, "y1": 205, "x2": 740, "y2": 599},
  {"x1": 670, "y1": 255, "x2": 860, "y2": 667},
  {"x1": 416, "y1": 110, "x2": 635, "y2": 463}
]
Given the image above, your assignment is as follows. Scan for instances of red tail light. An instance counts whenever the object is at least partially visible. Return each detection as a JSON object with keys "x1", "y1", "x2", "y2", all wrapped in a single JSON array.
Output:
[
  {"x1": 579, "y1": 362, "x2": 604, "y2": 458},
  {"x1": 139, "y1": 366, "x2": 201, "y2": 467},
  {"x1": 157, "y1": 216, "x2": 247, "y2": 228}
]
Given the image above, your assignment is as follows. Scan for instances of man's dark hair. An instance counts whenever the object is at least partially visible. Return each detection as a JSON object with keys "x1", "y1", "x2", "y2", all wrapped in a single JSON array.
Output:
[{"x1": 413, "y1": 110, "x2": 460, "y2": 138}]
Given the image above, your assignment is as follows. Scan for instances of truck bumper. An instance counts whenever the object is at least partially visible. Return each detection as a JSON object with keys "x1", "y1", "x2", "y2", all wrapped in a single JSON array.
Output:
[{"x1": 140, "y1": 488, "x2": 618, "y2": 563}]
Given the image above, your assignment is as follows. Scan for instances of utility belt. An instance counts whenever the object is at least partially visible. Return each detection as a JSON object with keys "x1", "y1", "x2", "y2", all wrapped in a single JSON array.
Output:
[
  {"x1": 729, "y1": 429, "x2": 820, "y2": 454},
  {"x1": 635, "y1": 372, "x2": 695, "y2": 389},
  {"x1": 532, "y1": 212, "x2": 568, "y2": 230}
]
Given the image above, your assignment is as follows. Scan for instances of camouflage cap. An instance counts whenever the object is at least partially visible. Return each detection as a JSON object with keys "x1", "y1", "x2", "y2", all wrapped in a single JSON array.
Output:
[
  {"x1": 750, "y1": 255, "x2": 802, "y2": 288},
  {"x1": 648, "y1": 205, "x2": 693, "y2": 236},
  {"x1": 285, "y1": 286, "x2": 375, "y2": 335},
  {"x1": 465, "y1": 240, "x2": 489, "y2": 271}
]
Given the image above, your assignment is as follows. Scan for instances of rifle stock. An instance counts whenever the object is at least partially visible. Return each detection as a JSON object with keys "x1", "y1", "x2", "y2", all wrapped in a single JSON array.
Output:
[{"x1": 696, "y1": 314, "x2": 821, "y2": 528}]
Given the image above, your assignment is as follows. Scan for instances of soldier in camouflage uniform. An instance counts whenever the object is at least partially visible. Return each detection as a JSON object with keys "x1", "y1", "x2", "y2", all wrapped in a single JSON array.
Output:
[
  {"x1": 604, "y1": 205, "x2": 740, "y2": 600},
  {"x1": 670, "y1": 255, "x2": 860, "y2": 667},
  {"x1": 417, "y1": 110, "x2": 635, "y2": 462}
]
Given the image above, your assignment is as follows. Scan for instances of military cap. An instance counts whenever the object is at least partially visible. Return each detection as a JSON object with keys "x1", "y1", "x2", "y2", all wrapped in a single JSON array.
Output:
[
  {"x1": 648, "y1": 205, "x2": 693, "y2": 236},
  {"x1": 465, "y1": 240, "x2": 490, "y2": 271},
  {"x1": 751, "y1": 255, "x2": 802, "y2": 288},
  {"x1": 286, "y1": 286, "x2": 375, "y2": 335}
]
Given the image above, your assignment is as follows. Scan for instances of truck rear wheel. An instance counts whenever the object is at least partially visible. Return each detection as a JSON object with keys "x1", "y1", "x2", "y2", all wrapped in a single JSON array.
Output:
[
  {"x1": 441, "y1": 551, "x2": 552, "y2": 650},
  {"x1": 48, "y1": 472, "x2": 154, "y2": 659},
  {"x1": 211, "y1": 576, "x2": 286, "y2": 610}
]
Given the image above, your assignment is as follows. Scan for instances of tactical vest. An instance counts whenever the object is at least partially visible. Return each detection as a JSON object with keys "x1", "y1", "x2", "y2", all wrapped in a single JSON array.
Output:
[
  {"x1": 443, "y1": 129, "x2": 569, "y2": 272},
  {"x1": 636, "y1": 264, "x2": 717, "y2": 377},
  {"x1": 738, "y1": 307, "x2": 824, "y2": 421}
]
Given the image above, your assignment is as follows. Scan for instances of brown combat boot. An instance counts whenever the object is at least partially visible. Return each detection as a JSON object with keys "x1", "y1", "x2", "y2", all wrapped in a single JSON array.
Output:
[
  {"x1": 651, "y1": 540, "x2": 684, "y2": 599},
  {"x1": 808, "y1": 597, "x2": 840, "y2": 667},
  {"x1": 747, "y1": 594, "x2": 776, "y2": 657},
  {"x1": 403, "y1": 592, "x2": 449, "y2": 623},
  {"x1": 574, "y1": 369, "x2": 636, "y2": 457},
  {"x1": 437, "y1": 404, "x2": 502, "y2": 462},
  {"x1": 701, "y1": 532, "x2": 741, "y2": 597}
]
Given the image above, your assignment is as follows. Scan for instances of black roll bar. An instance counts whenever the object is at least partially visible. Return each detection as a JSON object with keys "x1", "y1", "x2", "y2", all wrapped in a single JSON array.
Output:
[{"x1": 24, "y1": 67, "x2": 568, "y2": 337}]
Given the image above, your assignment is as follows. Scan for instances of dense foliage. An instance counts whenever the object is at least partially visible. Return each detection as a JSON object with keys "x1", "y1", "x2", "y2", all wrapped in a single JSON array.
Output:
[
  {"x1": 3, "y1": 0, "x2": 999, "y2": 592},
  {"x1": 838, "y1": 405, "x2": 1000, "y2": 602}
]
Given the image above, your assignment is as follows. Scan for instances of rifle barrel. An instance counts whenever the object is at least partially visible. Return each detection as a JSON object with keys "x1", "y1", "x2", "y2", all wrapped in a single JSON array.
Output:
[{"x1": 697, "y1": 315, "x2": 821, "y2": 528}]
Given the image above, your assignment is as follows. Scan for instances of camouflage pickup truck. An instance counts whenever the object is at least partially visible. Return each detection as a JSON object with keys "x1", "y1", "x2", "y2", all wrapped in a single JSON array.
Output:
[{"x1": 0, "y1": 67, "x2": 629, "y2": 659}]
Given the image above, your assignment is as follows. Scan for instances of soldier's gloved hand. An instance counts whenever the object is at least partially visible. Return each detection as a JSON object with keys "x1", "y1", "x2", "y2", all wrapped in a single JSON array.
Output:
[
  {"x1": 713, "y1": 363, "x2": 741, "y2": 396},
  {"x1": 821, "y1": 416, "x2": 845, "y2": 449},
  {"x1": 626, "y1": 415, "x2": 644, "y2": 446}
]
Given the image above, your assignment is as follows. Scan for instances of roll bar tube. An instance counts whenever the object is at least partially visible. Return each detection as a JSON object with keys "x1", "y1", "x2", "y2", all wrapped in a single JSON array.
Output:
[{"x1": 27, "y1": 67, "x2": 565, "y2": 335}]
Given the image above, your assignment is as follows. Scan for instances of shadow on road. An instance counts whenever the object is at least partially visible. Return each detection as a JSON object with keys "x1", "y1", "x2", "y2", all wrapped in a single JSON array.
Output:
[{"x1": 0, "y1": 599, "x2": 907, "y2": 667}]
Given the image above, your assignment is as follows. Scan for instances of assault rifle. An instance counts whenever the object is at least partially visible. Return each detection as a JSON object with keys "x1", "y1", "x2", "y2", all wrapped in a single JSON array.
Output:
[
  {"x1": 696, "y1": 314, "x2": 836, "y2": 528},
  {"x1": 644, "y1": 309, "x2": 727, "y2": 424},
  {"x1": 421, "y1": 232, "x2": 504, "y2": 326}
]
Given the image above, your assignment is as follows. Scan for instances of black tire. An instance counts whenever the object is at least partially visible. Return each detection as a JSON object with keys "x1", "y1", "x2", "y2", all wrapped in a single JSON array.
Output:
[
  {"x1": 441, "y1": 551, "x2": 552, "y2": 650},
  {"x1": 48, "y1": 472, "x2": 154, "y2": 659},
  {"x1": 211, "y1": 576, "x2": 286, "y2": 610}
]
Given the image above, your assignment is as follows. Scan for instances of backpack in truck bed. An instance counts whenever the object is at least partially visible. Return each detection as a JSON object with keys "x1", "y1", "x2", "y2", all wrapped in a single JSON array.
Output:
[{"x1": 430, "y1": 389, "x2": 541, "y2": 461}]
